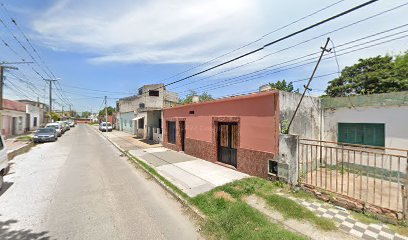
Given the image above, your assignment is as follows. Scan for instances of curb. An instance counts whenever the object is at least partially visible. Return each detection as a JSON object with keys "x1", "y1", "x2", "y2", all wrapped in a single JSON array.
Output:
[
  {"x1": 7, "y1": 142, "x2": 34, "y2": 160},
  {"x1": 92, "y1": 127, "x2": 206, "y2": 222}
]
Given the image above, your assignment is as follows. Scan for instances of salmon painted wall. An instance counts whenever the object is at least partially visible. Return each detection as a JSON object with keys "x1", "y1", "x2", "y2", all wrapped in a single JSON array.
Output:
[{"x1": 163, "y1": 91, "x2": 279, "y2": 153}]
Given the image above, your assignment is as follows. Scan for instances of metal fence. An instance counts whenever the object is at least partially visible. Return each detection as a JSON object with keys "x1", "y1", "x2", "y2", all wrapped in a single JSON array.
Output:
[{"x1": 298, "y1": 139, "x2": 408, "y2": 214}]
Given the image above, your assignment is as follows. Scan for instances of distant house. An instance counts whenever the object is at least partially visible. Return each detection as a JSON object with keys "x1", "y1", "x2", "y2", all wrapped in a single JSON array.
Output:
[
  {"x1": 18, "y1": 99, "x2": 49, "y2": 131},
  {"x1": 117, "y1": 84, "x2": 178, "y2": 141},
  {"x1": 1, "y1": 99, "x2": 27, "y2": 137}
]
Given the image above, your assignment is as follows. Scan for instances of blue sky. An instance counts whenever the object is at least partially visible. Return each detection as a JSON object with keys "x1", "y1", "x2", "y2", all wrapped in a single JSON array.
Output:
[{"x1": 0, "y1": 0, "x2": 407, "y2": 113}]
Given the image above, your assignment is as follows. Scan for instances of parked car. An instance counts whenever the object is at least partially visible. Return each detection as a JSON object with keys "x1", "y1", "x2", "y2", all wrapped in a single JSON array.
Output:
[
  {"x1": 99, "y1": 122, "x2": 112, "y2": 132},
  {"x1": 46, "y1": 123, "x2": 63, "y2": 136},
  {"x1": 33, "y1": 128, "x2": 58, "y2": 143},
  {"x1": 68, "y1": 120, "x2": 75, "y2": 127},
  {"x1": 58, "y1": 121, "x2": 70, "y2": 131},
  {"x1": 0, "y1": 135, "x2": 9, "y2": 190}
]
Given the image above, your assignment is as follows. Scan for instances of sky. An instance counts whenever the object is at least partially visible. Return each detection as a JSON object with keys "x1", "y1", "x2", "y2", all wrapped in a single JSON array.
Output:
[{"x1": 0, "y1": 0, "x2": 407, "y2": 113}]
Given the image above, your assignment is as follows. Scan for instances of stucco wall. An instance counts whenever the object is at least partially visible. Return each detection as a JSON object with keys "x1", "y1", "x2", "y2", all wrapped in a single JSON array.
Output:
[
  {"x1": 119, "y1": 112, "x2": 135, "y2": 134},
  {"x1": 279, "y1": 91, "x2": 321, "y2": 139},
  {"x1": 163, "y1": 91, "x2": 279, "y2": 178},
  {"x1": 323, "y1": 106, "x2": 408, "y2": 150}
]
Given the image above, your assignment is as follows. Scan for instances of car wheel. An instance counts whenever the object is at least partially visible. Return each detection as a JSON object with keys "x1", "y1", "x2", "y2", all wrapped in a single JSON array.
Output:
[{"x1": 0, "y1": 174, "x2": 3, "y2": 191}]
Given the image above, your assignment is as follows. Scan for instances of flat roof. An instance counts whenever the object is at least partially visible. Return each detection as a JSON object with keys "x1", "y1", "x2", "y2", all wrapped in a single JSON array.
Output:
[{"x1": 164, "y1": 90, "x2": 277, "y2": 110}]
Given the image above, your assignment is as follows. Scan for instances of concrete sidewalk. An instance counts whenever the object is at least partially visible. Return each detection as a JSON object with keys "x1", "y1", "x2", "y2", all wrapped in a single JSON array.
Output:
[{"x1": 99, "y1": 129, "x2": 248, "y2": 197}]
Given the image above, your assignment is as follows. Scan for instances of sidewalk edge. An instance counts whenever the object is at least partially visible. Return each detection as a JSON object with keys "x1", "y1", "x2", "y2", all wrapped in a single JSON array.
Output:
[{"x1": 93, "y1": 127, "x2": 207, "y2": 222}]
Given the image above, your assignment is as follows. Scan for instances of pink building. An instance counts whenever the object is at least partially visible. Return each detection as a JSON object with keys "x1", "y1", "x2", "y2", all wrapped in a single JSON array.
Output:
[
  {"x1": 2, "y1": 99, "x2": 27, "y2": 137},
  {"x1": 163, "y1": 91, "x2": 279, "y2": 178}
]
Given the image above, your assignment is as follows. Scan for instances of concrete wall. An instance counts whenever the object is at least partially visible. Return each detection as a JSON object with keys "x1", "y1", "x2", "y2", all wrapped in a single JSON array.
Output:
[
  {"x1": 2, "y1": 110, "x2": 26, "y2": 137},
  {"x1": 163, "y1": 91, "x2": 280, "y2": 178},
  {"x1": 279, "y1": 91, "x2": 322, "y2": 140},
  {"x1": 277, "y1": 134, "x2": 299, "y2": 185},
  {"x1": 118, "y1": 112, "x2": 135, "y2": 134},
  {"x1": 323, "y1": 106, "x2": 408, "y2": 150},
  {"x1": 26, "y1": 104, "x2": 41, "y2": 131}
]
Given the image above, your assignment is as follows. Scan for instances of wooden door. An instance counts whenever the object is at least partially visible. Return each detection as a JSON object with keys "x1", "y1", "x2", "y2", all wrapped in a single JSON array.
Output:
[
  {"x1": 218, "y1": 123, "x2": 238, "y2": 167},
  {"x1": 180, "y1": 121, "x2": 185, "y2": 151}
]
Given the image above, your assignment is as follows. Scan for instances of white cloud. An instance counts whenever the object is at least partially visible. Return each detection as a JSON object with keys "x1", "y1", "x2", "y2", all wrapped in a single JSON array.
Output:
[{"x1": 31, "y1": 0, "x2": 408, "y2": 67}]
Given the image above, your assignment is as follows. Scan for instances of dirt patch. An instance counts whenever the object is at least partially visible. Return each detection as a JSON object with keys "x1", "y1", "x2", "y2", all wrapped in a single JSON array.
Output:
[{"x1": 214, "y1": 191, "x2": 236, "y2": 202}]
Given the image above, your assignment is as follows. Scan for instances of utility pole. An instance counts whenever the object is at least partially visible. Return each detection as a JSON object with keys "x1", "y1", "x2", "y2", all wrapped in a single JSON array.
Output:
[
  {"x1": 287, "y1": 38, "x2": 331, "y2": 134},
  {"x1": 0, "y1": 65, "x2": 18, "y2": 133},
  {"x1": 104, "y1": 96, "x2": 108, "y2": 124},
  {"x1": 44, "y1": 79, "x2": 58, "y2": 122},
  {"x1": 62, "y1": 105, "x2": 64, "y2": 118}
]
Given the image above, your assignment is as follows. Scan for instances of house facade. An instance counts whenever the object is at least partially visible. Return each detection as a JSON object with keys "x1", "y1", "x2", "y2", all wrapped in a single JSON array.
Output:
[
  {"x1": 17, "y1": 99, "x2": 49, "y2": 127},
  {"x1": 162, "y1": 91, "x2": 279, "y2": 178},
  {"x1": 1, "y1": 99, "x2": 27, "y2": 137},
  {"x1": 117, "y1": 84, "x2": 178, "y2": 140},
  {"x1": 321, "y1": 91, "x2": 408, "y2": 149}
]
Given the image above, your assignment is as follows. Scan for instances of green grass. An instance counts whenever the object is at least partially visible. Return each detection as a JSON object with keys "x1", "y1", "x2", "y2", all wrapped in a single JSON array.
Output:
[
  {"x1": 125, "y1": 150, "x2": 335, "y2": 239},
  {"x1": 389, "y1": 224, "x2": 408, "y2": 237},
  {"x1": 260, "y1": 193, "x2": 336, "y2": 231},
  {"x1": 351, "y1": 212, "x2": 381, "y2": 225},
  {"x1": 16, "y1": 136, "x2": 32, "y2": 141},
  {"x1": 191, "y1": 191, "x2": 305, "y2": 240}
]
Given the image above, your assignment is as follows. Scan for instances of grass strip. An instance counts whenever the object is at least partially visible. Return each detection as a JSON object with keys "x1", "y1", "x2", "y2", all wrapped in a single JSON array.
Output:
[
  {"x1": 191, "y1": 191, "x2": 305, "y2": 240},
  {"x1": 259, "y1": 193, "x2": 336, "y2": 231}
]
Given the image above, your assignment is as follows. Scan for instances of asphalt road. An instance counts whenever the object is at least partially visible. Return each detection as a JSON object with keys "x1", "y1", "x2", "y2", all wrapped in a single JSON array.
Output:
[{"x1": 0, "y1": 124, "x2": 200, "y2": 240}]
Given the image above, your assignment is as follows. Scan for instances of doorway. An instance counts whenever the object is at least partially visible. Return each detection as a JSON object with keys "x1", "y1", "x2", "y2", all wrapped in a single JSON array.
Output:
[
  {"x1": 179, "y1": 121, "x2": 185, "y2": 151},
  {"x1": 217, "y1": 122, "x2": 238, "y2": 167}
]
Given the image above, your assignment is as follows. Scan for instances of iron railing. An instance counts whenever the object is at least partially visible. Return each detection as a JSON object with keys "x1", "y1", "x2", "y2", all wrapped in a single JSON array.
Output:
[{"x1": 298, "y1": 139, "x2": 407, "y2": 215}]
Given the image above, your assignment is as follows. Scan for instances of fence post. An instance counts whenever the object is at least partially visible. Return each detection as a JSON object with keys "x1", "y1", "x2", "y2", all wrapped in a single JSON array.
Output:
[{"x1": 404, "y1": 152, "x2": 408, "y2": 220}]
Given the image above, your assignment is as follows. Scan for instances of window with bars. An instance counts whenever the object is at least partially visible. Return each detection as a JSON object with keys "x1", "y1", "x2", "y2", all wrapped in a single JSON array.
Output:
[
  {"x1": 338, "y1": 123, "x2": 385, "y2": 147},
  {"x1": 167, "y1": 121, "x2": 176, "y2": 144}
]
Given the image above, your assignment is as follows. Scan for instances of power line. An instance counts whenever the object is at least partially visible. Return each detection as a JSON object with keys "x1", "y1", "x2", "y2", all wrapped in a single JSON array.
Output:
[
  {"x1": 188, "y1": 32, "x2": 408, "y2": 95},
  {"x1": 158, "y1": 0, "x2": 347, "y2": 83},
  {"x1": 170, "y1": 4, "x2": 408, "y2": 92},
  {"x1": 184, "y1": 26, "x2": 408, "y2": 93},
  {"x1": 160, "y1": 0, "x2": 379, "y2": 89}
]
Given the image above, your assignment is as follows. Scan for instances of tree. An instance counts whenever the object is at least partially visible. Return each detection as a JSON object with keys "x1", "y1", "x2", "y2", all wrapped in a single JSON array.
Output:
[
  {"x1": 81, "y1": 111, "x2": 91, "y2": 118},
  {"x1": 325, "y1": 52, "x2": 408, "y2": 97},
  {"x1": 98, "y1": 106, "x2": 115, "y2": 117},
  {"x1": 180, "y1": 90, "x2": 214, "y2": 104},
  {"x1": 268, "y1": 80, "x2": 299, "y2": 93}
]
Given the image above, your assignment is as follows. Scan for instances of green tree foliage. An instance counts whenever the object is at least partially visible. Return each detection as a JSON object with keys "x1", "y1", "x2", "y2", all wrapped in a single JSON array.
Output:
[
  {"x1": 50, "y1": 112, "x2": 60, "y2": 122},
  {"x1": 268, "y1": 80, "x2": 299, "y2": 93},
  {"x1": 326, "y1": 52, "x2": 408, "y2": 97},
  {"x1": 180, "y1": 90, "x2": 214, "y2": 104},
  {"x1": 98, "y1": 106, "x2": 115, "y2": 117},
  {"x1": 81, "y1": 111, "x2": 91, "y2": 118}
]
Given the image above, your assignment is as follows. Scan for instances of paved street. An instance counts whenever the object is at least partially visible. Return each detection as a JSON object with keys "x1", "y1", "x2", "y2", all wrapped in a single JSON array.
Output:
[{"x1": 0, "y1": 124, "x2": 200, "y2": 240}]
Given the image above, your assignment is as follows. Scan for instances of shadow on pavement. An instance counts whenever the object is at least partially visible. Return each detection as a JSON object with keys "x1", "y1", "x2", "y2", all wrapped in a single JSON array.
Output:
[
  {"x1": 0, "y1": 182, "x2": 13, "y2": 197},
  {"x1": 137, "y1": 139, "x2": 158, "y2": 145},
  {"x1": 0, "y1": 216, "x2": 50, "y2": 240}
]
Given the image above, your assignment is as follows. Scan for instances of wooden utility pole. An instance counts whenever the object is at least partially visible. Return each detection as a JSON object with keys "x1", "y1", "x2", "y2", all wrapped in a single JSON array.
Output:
[
  {"x1": 104, "y1": 96, "x2": 108, "y2": 124},
  {"x1": 287, "y1": 38, "x2": 332, "y2": 134},
  {"x1": 0, "y1": 65, "x2": 18, "y2": 133},
  {"x1": 44, "y1": 79, "x2": 58, "y2": 122}
]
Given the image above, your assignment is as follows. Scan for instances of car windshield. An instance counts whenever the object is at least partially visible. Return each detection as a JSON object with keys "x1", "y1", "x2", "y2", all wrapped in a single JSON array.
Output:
[
  {"x1": 37, "y1": 128, "x2": 53, "y2": 133},
  {"x1": 47, "y1": 125, "x2": 57, "y2": 129}
]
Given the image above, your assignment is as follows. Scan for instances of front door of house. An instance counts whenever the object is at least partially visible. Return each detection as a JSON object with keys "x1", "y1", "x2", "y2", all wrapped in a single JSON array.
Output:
[
  {"x1": 218, "y1": 122, "x2": 238, "y2": 167},
  {"x1": 179, "y1": 121, "x2": 185, "y2": 151}
]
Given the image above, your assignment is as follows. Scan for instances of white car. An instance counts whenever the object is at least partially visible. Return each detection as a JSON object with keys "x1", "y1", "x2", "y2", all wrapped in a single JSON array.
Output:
[
  {"x1": 46, "y1": 123, "x2": 63, "y2": 137},
  {"x1": 99, "y1": 122, "x2": 112, "y2": 132},
  {"x1": 0, "y1": 135, "x2": 9, "y2": 190}
]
